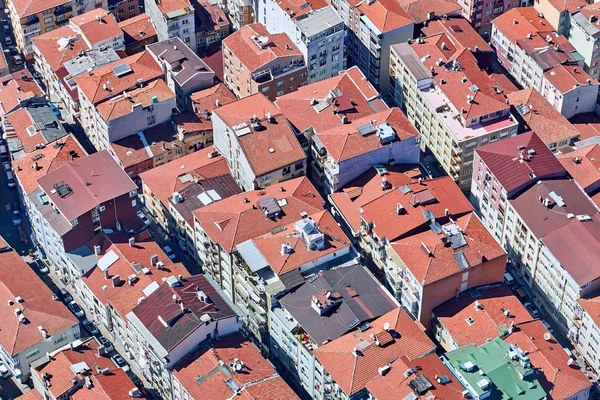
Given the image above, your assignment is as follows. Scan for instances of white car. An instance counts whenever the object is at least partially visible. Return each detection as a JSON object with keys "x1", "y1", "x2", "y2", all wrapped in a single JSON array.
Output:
[
  {"x1": 0, "y1": 362, "x2": 10, "y2": 378},
  {"x1": 2, "y1": 161, "x2": 10, "y2": 172},
  {"x1": 12, "y1": 210, "x2": 21, "y2": 226},
  {"x1": 162, "y1": 246, "x2": 176, "y2": 261}
]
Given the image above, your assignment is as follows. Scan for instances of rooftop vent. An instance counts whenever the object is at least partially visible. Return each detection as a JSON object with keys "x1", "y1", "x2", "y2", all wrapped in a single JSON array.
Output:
[
  {"x1": 112, "y1": 63, "x2": 132, "y2": 77},
  {"x1": 53, "y1": 181, "x2": 73, "y2": 198}
]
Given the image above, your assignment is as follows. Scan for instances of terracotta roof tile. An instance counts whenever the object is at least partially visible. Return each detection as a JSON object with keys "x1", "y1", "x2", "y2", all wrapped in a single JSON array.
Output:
[
  {"x1": 33, "y1": 338, "x2": 137, "y2": 399},
  {"x1": 544, "y1": 64, "x2": 597, "y2": 94},
  {"x1": 75, "y1": 51, "x2": 163, "y2": 105},
  {"x1": 396, "y1": 0, "x2": 461, "y2": 23},
  {"x1": 154, "y1": 0, "x2": 192, "y2": 14},
  {"x1": 317, "y1": 108, "x2": 417, "y2": 162},
  {"x1": 0, "y1": 248, "x2": 78, "y2": 355},
  {"x1": 506, "y1": 88, "x2": 579, "y2": 146},
  {"x1": 422, "y1": 18, "x2": 492, "y2": 53},
  {"x1": 119, "y1": 13, "x2": 157, "y2": 45},
  {"x1": 223, "y1": 23, "x2": 303, "y2": 72},
  {"x1": 11, "y1": 0, "x2": 69, "y2": 18},
  {"x1": 190, "y1": 83, "x2": 236, "y2": 113},
  {"x1": 172, "y1": 333, "x2": 298, "y2": 400},
  {"x1": 96, "y1": 79, "x2": 174, "y2": 121},
  {"x1": 0, "y1": 70, "x2": 43, "y2": 114},
  {"x1": 213, "y1": 93, "x2": 280, "y2": 127},
  {"x1": 276, "y1": 66, "x2": 384, "y2": 133},
  {"x1": 194, "y1": 177, "x2": 323, "y2": 252},
  {"x1": 69, "y1": 8, "x2": 122, "y2": 47},
  {"x1": 356, "y1": 0, "x2": 413, "y2": 33},
  {"x1": 557, "y1": 143, "x2": 600, "y2": 189},
  {"x1": 492, "y1": 8, "x2": 555, "y2": 45},
  {"x1": 12, "y1": 135, "x2": 87, "y2": 195},
  {"x1": 313, "y1": 308, "x2": 436, "y2": 396},
  {"x1": 544, "y1": 0, "x2": 587, "y2": 13},
  {"x1": 82, "y1": 230, "x2": 189, "y2": 321},
  {"x1": 32, "y1": 26, "x2": 89, "y2": 73},
  {"x1": 140, "y1": 146, "x2": 231, "y2": 207},
  {"x1": 15, "y1": 391, "x2": 43, "y2": 400},
  {"x1": 110, "y1": 121, "x2": 179, "y2": 169}
]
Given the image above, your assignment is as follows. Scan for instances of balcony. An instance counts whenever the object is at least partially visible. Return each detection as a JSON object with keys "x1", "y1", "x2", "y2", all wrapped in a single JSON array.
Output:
[
  {"x1": 54, "y1": 5, "x2": 72, "y2": 16},
  {"x1": 22, "y1": 16, "x2": 39, "y2": 27},
  {"x1": 23, "y1": 23, "x2": 40, "y2": 36}
]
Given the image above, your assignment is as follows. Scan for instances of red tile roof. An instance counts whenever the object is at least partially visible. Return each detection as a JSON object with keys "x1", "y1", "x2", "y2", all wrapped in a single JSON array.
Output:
[
  {"x1": 12, "y1": 135, "x2": 87, "y2": 195},
  {"x1": 36, "y1": 150, "x2": 137, "y2": 222},
  {"x1": 476, "y1": 131, "x2": 567, "y2": 195},
  {"x1": 110, "y1": 121, "x2": 179, "y2": 169},
  {"x1": 313, "y1": 308, "x2": 436, "y2": 397},
  {"x1": 365, "y1": 354, "x2": 466, "y2": 400},
  {"x1": 557, "y1": 143, "x2": 600, "y2": 189},
  {"x1": 394, "y1": 0, "x2": 461, "y2": 23},
  {"x1": 140, "y1": 146, "x2": 231, "y2": 207},
  {"x1": 82, "y1": 230, "x2": 189, "y2": 321},
  {"x1": 213, "y1": 93, "x2": 280, "y2": 127},
  {"x1": 11, "y1": 0, "x2": 69, "y2": 18},
  {"x1": 354, "y1": 0, "x2": 413, "y2": 33},
  {"x1": 15, "y1": 391, "x2": 43, "y2": 400},
  {"x1": 544, "y1": 64, "x2": 597, "y2": 94},
  {"x1": 545, "y1": 0, "x2": 587, "y2": 14},
  {"x1": 276, "y1": 66, "x2": 384, "y2": 133},
  {"x1": 391, "y1": 213, "x2": 505, "y2": 285},
  {"x1": 422, "y1": 18, "x2": 491, "y2": 52},
  {"x1": 69, "y1": 8, "x2": 122, "y2": 48},
  {"x1": 570, "y1": 112, "x2": 600, "y2": 140},
  {"x1": 317, "y1": 108, "x2": 418, "y2": 162},
  {"x1": 190, "y1": 83, "x2": 236, "y2": 114},
  {"x1": 154, "y1": 0, "x2": 192, "y2": 14},
  {"x1": 33, "y1": 338, "x2": 138, "y2": 399},
  {"x1": 0, "y1": 248, "x2": 78, "y2": 355},
  {"x1": 506, "y1": 88, "x2": 579, "y2": 146},
  {"x1": 433, "y1": 285, "x2": 534, "y2": 347},
  {"x1": 0, "y1": 70, "x2": 43, "y2": 114},
  {"x1": 579, "y1": 296, "x2": 600, "y2": 332},
  {"x1": 32, "y1": 27, "x2": 89, "y2": 73},
  {"x1": 492, "y1": 8, "x2": 555, "y2": 45},
  {"x1": 250, "y1": 210, "x2": 351, "y2": 276},
  {"x1": 223, "y1": 23, "x2": 303, "y2": 72},
  {"x1": 96, "y1": 79, "x2": 174, "y2": 121},
  {"x1": 119, "y1": 13, "x2": 157, "y2": 45},
  {"x1": 329, "y1": 164, "x2": 425, "y2": 233},
  {"x1": 75, "y1": 51, "x2": 163, "y2": 105},
  {"x1": 505, "y1": 320, "x2": 591, "y2": 400},
  {"x1": 172, "y1": 333, "x2": 298, "y2": 400},
  {"x1": 193, "y1": 177, "x2": 323, "y2": 252},
  {"x1": 6, "y1": 108, "x2": 53, "y2": 153}
]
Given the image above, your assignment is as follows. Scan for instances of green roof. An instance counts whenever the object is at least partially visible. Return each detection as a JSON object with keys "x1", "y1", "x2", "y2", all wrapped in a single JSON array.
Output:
[{"x1": 444, "y1": 338, "x2": 547, "y2": 400}]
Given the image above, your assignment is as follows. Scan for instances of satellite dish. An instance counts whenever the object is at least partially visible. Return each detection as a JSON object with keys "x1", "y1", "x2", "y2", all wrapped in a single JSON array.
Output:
[
  {"x1": 567, "y1": 358, "x2": 574, "y2": 366},
  {"x1": 235, "y1": 363, "x2": 242, "y2": 371},
  {"x1": 543, "y1": 332, "x2": 551, "y2": 341},
  {"x1": 383, "y1": 322, "x2": 390, "y2": 331}
]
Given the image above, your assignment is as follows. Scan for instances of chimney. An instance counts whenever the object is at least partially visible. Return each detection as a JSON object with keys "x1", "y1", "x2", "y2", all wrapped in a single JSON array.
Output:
[
  {"x1": 427, "y1": 11, "x2": 434, "y2": 20},
  {"x1": 104, "y1": 270, "x2": 110, "y2": 280},
  {"x1": 111, "y1": 274, "x2": 120, "y2": 288},
  {"x1": 150, "y1": 254, "x2": 158, "y2": 266},
  {"x1": 215, "y1": 99, "x2": 220, "y2": 107},
  {"x1": 128, "y1": 237, "x2": 135, "y2": 247},
  {"x1": 94, "y1": 245, "x2": 101, "y2": 256}
]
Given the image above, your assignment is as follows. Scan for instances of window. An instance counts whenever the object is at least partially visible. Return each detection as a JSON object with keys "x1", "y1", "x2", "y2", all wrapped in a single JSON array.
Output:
[
  {"x1": 53, "y1": 332, "x2": 68, "y2": 345},
  {"x1": 71, "y1": 218, "x2": 78, "y2": 227},
  {"x1": 282, "y1": 166, "x2": 290, "y2": 175},
  {"x1": 45, "y1": 26, "x2": 54, "y2": 32},
  {"x1": 44, "y1": 17, "x2": 53, "y2": 24},
  {"x1": 277, "y1": 90, "x2": 284, "y2": 96},
  {"x1": 147, "y1": 115, "x2": 155, "y2": 125},
  {"x1": 43, "y1": 9, "x2": 52, "y2": 15},
  {"x1": 261, "y1": 86, "x2": 270, "y2": 93},
  {"x1": 26, "y1": 348, "x2": 40, "y2": 359},
  {"x1": 294, "y1": 161, "x2": 304, "y2": 171},
  {"x1": 277, "y1": 81, "x2": 284, "y2": 87}
]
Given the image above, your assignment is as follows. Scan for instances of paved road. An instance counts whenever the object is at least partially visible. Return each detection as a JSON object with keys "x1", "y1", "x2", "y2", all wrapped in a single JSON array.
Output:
[{"x1": 0, "y1": 159, "x2": 31, "y2": 255}]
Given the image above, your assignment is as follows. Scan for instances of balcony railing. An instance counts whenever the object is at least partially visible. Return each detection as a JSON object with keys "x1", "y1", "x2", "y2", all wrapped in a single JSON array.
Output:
[{"x1": 55, "y1": 6, "x2": 72, "y2": 16}]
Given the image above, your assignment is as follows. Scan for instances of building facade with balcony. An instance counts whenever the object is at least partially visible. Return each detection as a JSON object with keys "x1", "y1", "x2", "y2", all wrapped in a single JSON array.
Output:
[
  {"x1": 390, "y1": 38, "x2": 518, "y2": 190},
  {"x1": 222, "y1": 23, "x2": 307, "y2": 100},
  {"x1": 145, "y1": 0, "x2": 197, "y2": 53},
  {"x1": 7, "y1": 0, "x2": 73, "y2": 58},
  {"x1": 259, "y1": 3, "x2": 346, "y2": 84},
  {"x1": 108, "y1": 0, "x2": 143, "y2": 21},
  {"x1": 456, "y1": 0, "x2": 532, "y2": 37},
  {"x1": 569, "y1": 5, "x2": 600, "y2": 81}
]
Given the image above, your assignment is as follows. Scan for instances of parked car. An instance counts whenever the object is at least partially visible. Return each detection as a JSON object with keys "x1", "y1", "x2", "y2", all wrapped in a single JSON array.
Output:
[
  {"x1": 523, "y1": 302, "x2": 540, "y2": 319},
  {"x1": 162, "y1": 245, "x2": 176, "y2": 261},
  {"x1": 111, "y1": 354, "x2": 130, "y2": 372},
  {"x1": 0, "y1": 362, "x2": 10, "y2": 378},
  {"x1": 0, "y1": 144, "x2": 8, "y2": 159},
  {"x1": 11, "y1": 200, "x2": 19, "y2": 211},
  {"x1": 49, "y1": 104, "x2": 61, "y2": 118},
  {"x1": 13, "y1": 55, "x2": 22, "y2": 64},
  {"x1": 8, "y1": 46, "x2": 17, "y2": 55},
  {"x1": 58, "y1": 288, "x2": 72, "y2": 303},
  {"x1": 3, "y1": 25, "x2": 9, "y2": 33},
  {"x1": 98, "y1": 336, "x2": 114, "y2": 352},
  {"x1": 11, "y1": 210, "x2": 21, "y2": 226},
  {"x1": 68, "y1": 301, "x2": 85, "y2": 318},
  {"x1": 82, "y1": 319, "x2": 99, "y2": 336},
  {"x1": 34, "y1": 259, "x2": 48, "y2": 274},
  {"x1": 6, "y1": 170, "x2": 15, "y2": 188},
  {"x1": 5, "y1": 37, "x2": 12, "y2": 46},
  {"x1": 32, "y1": 71, "x2": 40, "y2": 79},
  {"x1": 2, "y1": 161, "x2": 10, "y2": 172},
  {"x1": 137, "y1": 210, "x2": 149, "y2": 226}
]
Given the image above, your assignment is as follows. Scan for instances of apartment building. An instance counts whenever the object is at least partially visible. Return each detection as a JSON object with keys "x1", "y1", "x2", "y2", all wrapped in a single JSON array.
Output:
[
  {"x1": 31, "y1": 337, "x2": 141, "y2": 400},
  {"x1": 506, "y1": 88, "x2": 580, "y2": 151},
  {"x1": 7, "y1": 0, "x2": 73, "y2": 58},
  {"x1": 366, "y1": 353, "x2": 466, "y2": 400},
  {"x1": 79, "y1": 231, "x2": 189, "y2": 345},
  {"x1": 108, "y1": 0, "x2": 143, "y2": 21},
  {"x1": 313, "y1": 308, "x2": 436, "y2": 400},
  {"x1": 470, "y1": 133, "x2": 600, "y2": 333},
  {"x1": 75, "y1": 51, "x2": 169, "y2": 150},
  {"x1": 269, "y1": 264, "x2": 398, "y2": 398},
  {"x1": 147, "y1": 38, "x2": 215, "y2": 111},
  {"x1": 577, "y1": 297, "x2": 600, "y2": 375},
  {"x1": 119, "y1": 13, "x2": 158, "y2": 55},
  {"x1": 69, "y1": 8, "x2": 124, "y2": 49},
  {"x1": 219, "y1": 0, "x2": 252, "y2": 29},
  {"x1": 26, "y1": 150, "x2": 138, "y2": 290},
  {"x1": 126, "y1": 274, "x2": 240, "y2": 399},
  {"x1": 569, "y1": 4, "x2": 600, "y2": 80},
  {"x1": 195, "y1": 0, "x2": 232, "y2": 49},
  {"x1": 557, "y1": 144, "x2": 600, "y2": 207},
  {"x1": 5, "y1": 105, "x2": 69, "y2": 158},
  {"x1": 456, "y1": 0, "x2": 532, "y2": 36},
  {"x1": 212, "y1": 93, "x2": 306, "y2": 190},
  {"x1": 145, "y1": 0, "x2": 197, "y2": 53},
  {"x1": 223, "y1": 23, "x2": 307, "y2": 100},
  {"x1": 390, "y1": 38, "x2": 518, "y2": 189},
  {"x1": 533, "y1": 0, "x2": 585, "y2": 35},
  {"x1": 190, "y1": 82, "x2": 236, "y2": 114},
  {"x1": 312, "y1": 107, "x2": 419, "y2": 194},
  {"x1": 0, "y1": 241, "x2": 80, "y2": 381},
  {"x1": 0, "y1": 71, "x2": 44, "y2": 122},
  {"x1": 330, "y1": 166, "x2": 506, "y2": 327},
  {"x1": 259, "y1": 1, "x2": 346, "y2": 84},
  {"x1": 492, "y1": 8, "x2": 599, "y2": 118},
  {"x1": 171, "y1": 333, "x2": 298, "y2": 400}
]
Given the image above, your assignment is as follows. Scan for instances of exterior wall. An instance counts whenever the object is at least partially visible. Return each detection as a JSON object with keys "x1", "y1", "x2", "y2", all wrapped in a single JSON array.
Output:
[
  {"x1": 542, "y1": 79, "x2": 599, "y2": 119},
  {"x1": 457, "y1": 0, "x2": 532, "y2": 37},
  {"x1": 258, "y1": 2, "x2": 346, "y2": 84},
  {"x1": 533, "y1": 0, "x2": 567, "y2": 34},
  {"x1": 144, "y1": 1, "x2": 196, "y2": 53},
  {"x1": 124, "y1": 34, "x2": 158, "y2": 55},
  {"x1": 569, "y1": 17, "x2": 600, "y2": 80},
  {"x1": 0, "y1": 323, "x2": 80, "y2": 381},
  {"x1": 577, "y1": 309, "x2": 600, "y2": 374},
  {"x1": 220, "y1": 0, "x2": 253, "y2": 30},
  {"x1": 142, "y1": 182, "x2": 169, "y2": 231},
  {"x1": 8, "y1": 0, "x2": 72, "y2": 57},
  {"x1": 108, "y1": 0, "x2": 143, "y2": 22},
  {"x1": 71, "y1": 0, "x2": 108, "y2": 16}
]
